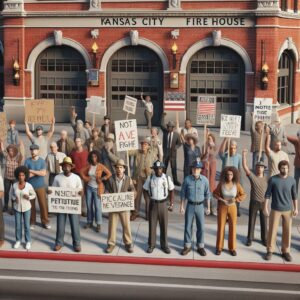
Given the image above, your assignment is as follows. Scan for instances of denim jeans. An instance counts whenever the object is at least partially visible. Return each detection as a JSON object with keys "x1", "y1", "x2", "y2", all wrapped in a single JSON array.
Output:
[
  {"x1": 15, "y1": 210, "x2": 31, "y2": 243},
  {"x1": 86, "y1": 185, "x2": 102, "y2": 225},
  {"x1": 252, "y1": 151, "x2": 266, "y2": 171},
  {"x1": 184, "y1": 203, "x2": 205, "y2": 248},
  {"x1": 55, "y1": 213, "x2": 81, "y2": 247},
  {"x1": 0, "y1": 199, "x2": 4, "y2": 240},
  {"x1": 294, "y1": 167, "x2": 300, "y2": 195}
]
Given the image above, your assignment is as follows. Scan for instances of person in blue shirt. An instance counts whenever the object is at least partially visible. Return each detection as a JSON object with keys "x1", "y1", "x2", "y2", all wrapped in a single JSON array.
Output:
[{"x1": 180, "y1": 159, "x2": 210, "y2": 256}]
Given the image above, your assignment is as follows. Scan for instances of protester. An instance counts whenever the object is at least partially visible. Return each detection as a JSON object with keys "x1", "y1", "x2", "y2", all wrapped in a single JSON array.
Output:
[
  {"x1": 287, "y1": 130, "x2": 300, "y2": 193},
  {"x1": 84, "y1": 121, "x2": 92, "y2": 138},
  {"x1": 265, "y1": 129, "x2": 289, "y2": 177},
  {"x1": 201, "y1": 131, "x2": 217, "y2": 216},
  {"x1": 130, "y1": 138, "x2": 154, "y2": 221},
  {"x1": 85, "y1": 127, "x2": 104, "y2": 152},
  {"x1": 140, "y1": 93, "x2": 153, "y2": 129},
  {"x1": 56, "y1": 130, "x2": 75, "y2": 157},
  {"x1": 105, "y1": 159, "x2": 135, "y2": 254},
  {"x1": 80, "y1": 150, "x2": 112, "y2": 232},
  {"x1": 143, "y1": 160, "x2": 174, "y2": 254},
  {"x1": 51, "y1": 157, "x2": 83, "y2": 252},
  {"x1": 12, "y1": 166, "x2": 36, "y2": 250},
  {"x1": 161, "y1": 114, "x2": 182, "y2": 186},
  {"x1": 70, "y1": 109, "x2": 90, "y2": 143},
  {"x1": 25, "y1": 118, "x2": 55, "y2": 159},
  {"x1": 0, "y1": 142, "x2": 22, "y2": 214},
  {"x1": 213, "y1": 166, "x2": 246, "y2": 256},
  {"x1": 268, "y1": 115, "x2": 287, "y2": 150},
  {"x1": 46, "y1": 142, "x2": 66, "y2": 186},
  {"x1": 0, "y1": 173, "x2": 4, "y2": 248},
  {"x1": 242, "y1": 149, "x2": 268, "y2": 247},
  {"x1": 218, "y1": 138, "x2": 243, "y2": 216},
  {"x1": 180, "y1": 119, "x2": 198, "y2": 142},
  {"x1": 24, "y1": 144, "x2": 50, "y2": 229},
  {"x1": 7, "y1": 119, "x2": 19, "y2": 146},
  {"x1": 183, "y1": 134, "x2": 201, "y2": 178},
  {"x1": 99, "y1": 134, "x2": 119, "y2": 175},
  {"x1": 101, "y1": 115, "x2": 114, "y2": 139},
  {"x1": 148, "y1": 127, "x2": 163, "y2": 162},
  {"x1": 180, "y1": 160, "x2": 210, "y2": 256},
  {"x1": 264, "y1": 160, "x2": 298, "y2": 262}
]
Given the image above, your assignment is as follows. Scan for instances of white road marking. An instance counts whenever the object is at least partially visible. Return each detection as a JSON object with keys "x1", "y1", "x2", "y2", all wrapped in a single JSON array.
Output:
[{"x1": 0, "y1": 276, "x2": 299, "y2": 295}]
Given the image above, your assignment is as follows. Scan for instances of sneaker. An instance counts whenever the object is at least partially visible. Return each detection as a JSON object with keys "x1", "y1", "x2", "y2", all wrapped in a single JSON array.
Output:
[
  {"x1": 125, "y1": 244, "x2": 134, "y2": 253},
  {"x1": 84, "y1": 223, "x2": 93, "y2": 229},
  {"x1": 161, "y1": 247, "x2": 171, "y2": 254},
  {"x1": 96, "y1": 225, "x2": 101, "y2": 232},
  {"x1": 215, "y1": 249, "x2": 222, "y2": 255},
  {"x1": 197, "y1": 248, "x2": 207, "y2": 256},
  {"x1": 181, "y1": 247, "x2": 191, "y2": 256},
  {"x1": 25, "y1": 242, "x2": 31, "y2": 250},
  {"x1": 282, "y1": 252, "x2": 292, "y2": 262},
  {"x1": 43, "y1": 223, "x2": 51, "y2": 229},
  {"x1": 30, "y1": 225, "x2": 35, "y2": 230},
  {"x1": 147, "y1": 246, "x2": 154, "y2": 254},
  {"x1": 106, "y1": 245, "x2": 115, "y2": 253},
  {"x1": 13, "y1": 241, "x2": 21, "y2": 249},
  {"x1": 53, "y1": 244, "x2": 62, "y2": 251},
  {"x1": 74, "y1": 246, "x2": 81, "y2": 252},
  {"x1": 230, "y1": 250, "x2": 237, "y2": 256},
  {"x1": 265, "y1": 252, "x2": 272, "y2": 261}
]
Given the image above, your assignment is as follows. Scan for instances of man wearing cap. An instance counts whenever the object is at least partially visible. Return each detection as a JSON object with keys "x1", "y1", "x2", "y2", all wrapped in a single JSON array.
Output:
[
  {"x1": 25, "y1": 118, "x2": 55, "y2": 160},
  {"x1": 70, "y1": 109, "x2": 90, "y2": 143},
  {"x1": 242, "y1": 149, "x2": 268, "y2": 247},
  {"x1": 101, "y1": 115, "x2": 115, "y2": 139},
  {"x1": 105, "y1": 159, "x2": 135, "y2": 254},
  {"x1": 57, "y1": 130, "x2": 75, "y2": 157},
  {"x1": 130, "y1": 138, "x2": 155, "y2": 221},
  {"x1": 24, "y1": 144, "x2": 50, "y2": 229},
  {"x1": 85, "y1": 127, "x2": 104, "y2": 152},
  {"x1": 143, "y1": 160, "x2": 175, "y2": 254},
  {"x1": 50, "y1": 157, "x2": 83, "y2": 252},
  {"x1": 287, "y1": 130, "x2": 300, "y2": 193},
  {"x1": 180, "y1": 160, "x2": 210, "y2": 256},
  {"x1": 161, "y1": 113, "x2": 182, "y2": 186}
]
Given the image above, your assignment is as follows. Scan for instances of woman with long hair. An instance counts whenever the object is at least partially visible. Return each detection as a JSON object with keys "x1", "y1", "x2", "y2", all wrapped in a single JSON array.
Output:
[
  {"x1": 183, "y1": 134, "x2": 201, "y2": 178},
  {"x1": 213, "y1": 166, "x2": 246, "y2": 256}
]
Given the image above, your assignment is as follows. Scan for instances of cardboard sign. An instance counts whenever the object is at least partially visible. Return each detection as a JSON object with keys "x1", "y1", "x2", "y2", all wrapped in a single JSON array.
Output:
[
  {"x1": 25, "y1": 99, "x2": 54, "y2": 124},
  {"x1": 220, "y1": 114, "x2": 241, "y2": 138},
  {"x1": 253, "y1": 98, "x2": 273, "y2": 124},
  {"x1": 48, "y1": 187, "x2": 81, "y2": 214},
  {"x1": 123, "y1": 95, "x2": 137, "y2": 115},
  {"x1": 87, "y1": 96, "x2": 106, "y2": 115},
  {"x1": 114, "y1": 119, "x2": 138, "y2": 152},
  {"x1": 197, "y1": 96, "x2": 216, "y2": 125},
  {"x1": 101, "y1": 192, "x2": 135, "y2": 213},
  {"x1": 0, "y1": 113, "x2": 7, "y2": 142}
]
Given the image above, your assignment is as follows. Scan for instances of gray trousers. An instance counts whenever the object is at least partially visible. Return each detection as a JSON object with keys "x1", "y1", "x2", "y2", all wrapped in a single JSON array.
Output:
[
  {"x1": 0, "y1": 198, "x2": 4, "y2": 241},
  {"x1": 148, "y1": 200, "x2": 168, "y2": 248}
]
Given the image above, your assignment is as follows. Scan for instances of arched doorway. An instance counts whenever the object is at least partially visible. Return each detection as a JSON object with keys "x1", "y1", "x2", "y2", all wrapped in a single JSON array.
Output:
[
  {"x1": 35, "y1": 46, "x2": 87, "y2": 122},
  {"x1": 187, "y1": 46, "x2": 245, "y2": 127},
  {"x1": 107, "y1": 46, "x2": 163, "y2": 125}
]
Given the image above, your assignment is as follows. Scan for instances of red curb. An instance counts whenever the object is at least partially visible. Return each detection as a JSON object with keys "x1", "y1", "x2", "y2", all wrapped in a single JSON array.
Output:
[{"x1": 0, "y1": 251, "x2": 300, "y2": 272}]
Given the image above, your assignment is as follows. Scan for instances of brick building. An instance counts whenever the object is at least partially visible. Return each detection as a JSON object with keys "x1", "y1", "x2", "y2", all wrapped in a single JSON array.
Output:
[{"x1": 0, "y1": 0, "x2": 299, "y2": 129}]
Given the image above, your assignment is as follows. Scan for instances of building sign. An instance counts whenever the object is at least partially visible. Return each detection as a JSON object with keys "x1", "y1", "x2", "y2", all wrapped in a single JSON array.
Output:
[
  {"x1": 253, "y1": 98, "x2": 273, "y2": 124},
  {"x1": 115, "y1": 119, "x2": 139, "y2": 152},
  {"x1": 48, "y1": 187, "x2": 82, "y2": 215},
  {"x1": 101, "y1": 192, "x2": 135, "y2": 213},
  {"x1": 220, "y1": 114, "x2": 241, "y2": 138},
  {"x1": 197, "y1": 96, "x2": 216, "y2": 125}
]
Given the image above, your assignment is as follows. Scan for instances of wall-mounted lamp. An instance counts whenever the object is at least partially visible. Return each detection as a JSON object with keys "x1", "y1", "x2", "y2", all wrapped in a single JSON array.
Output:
[
  {"x1": 170, "y1": 72, "x2": 179, "y2": 89},
  {"x1": 260, "y1": 40, "x2": 269, "y2": 90},
  {"x1": 12, "y1": 59, "x2": 20, "y2": 86},
  {"x1": 91, "y1": 41, "x2": 99, "y2": 68},
  {"x1": 171, "y1": 41, "x2": 178, "y2": 69}
]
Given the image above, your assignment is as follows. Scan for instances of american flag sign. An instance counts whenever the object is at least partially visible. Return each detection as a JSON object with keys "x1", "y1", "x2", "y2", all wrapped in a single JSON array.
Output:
[
  {"x1": 197, "y1": 96, "x2": 217, "y2": 125},
  {"x1": 164, "y1": 92, "x2": 186, "y2": 111}
]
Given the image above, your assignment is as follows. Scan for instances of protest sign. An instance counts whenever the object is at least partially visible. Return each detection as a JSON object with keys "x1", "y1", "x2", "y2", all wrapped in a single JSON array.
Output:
[
  {"x1": 87, "y1": 96, "x2": 106, "y2": 115},
  {"x1": 48, "y1": 187, "x2": 81, "y2": 214},
  {"x1": 114, "y1": 119, "x2": 138, "y2": 152},
  {"x1": 253, "y1": 98, "x2": 273, "y2": 124},
  {"x1": 101, "y1": 192, "x2": 135, "y2": 213},
  {"x1": 220, "y1": 114, "x2": 241, "y2": 138},
  {"x1": 197, "y1": 96, "x2": 216, "y2": 125},
  {"x1": 123, "y1": 95, "x2": 137, "y2": 115},
  {"x1": 0, "y1": 113, "x2": 7, "y2": 141},
  {"x1": 25, "y1": 99, "x2": 54, "y2": 124}
]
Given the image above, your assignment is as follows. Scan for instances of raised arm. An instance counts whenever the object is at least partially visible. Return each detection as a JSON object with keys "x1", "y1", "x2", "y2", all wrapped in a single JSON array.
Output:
[
  {"x1": 160, "y1": 112, "x2": 167, "y2": 131},
  {"x1": 47, "y1": 117, "x2": 55, "y2": 139},
  {"x1": 265, "y1": 127, "x2": 271, "y2": 157},
  {"x1": 242, "y1": 149, "x2": 251, "y2": 176},
  {"x1": 218, "y1": 137, "x2": 228, "y2": 156},
  {"x1": 25, "y1": 121, "x2": 34, "y2": 142}
]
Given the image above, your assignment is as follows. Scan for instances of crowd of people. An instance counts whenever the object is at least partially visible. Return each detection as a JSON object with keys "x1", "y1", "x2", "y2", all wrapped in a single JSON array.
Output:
[{"x1": 0, "y1": 106, "x2": 298, "y2": 262}]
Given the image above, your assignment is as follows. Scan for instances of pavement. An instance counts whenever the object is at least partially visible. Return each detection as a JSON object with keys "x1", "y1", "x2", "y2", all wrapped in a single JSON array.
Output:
[{"x1": 0, "y1": 122, "x2": 300, "y2": 271}]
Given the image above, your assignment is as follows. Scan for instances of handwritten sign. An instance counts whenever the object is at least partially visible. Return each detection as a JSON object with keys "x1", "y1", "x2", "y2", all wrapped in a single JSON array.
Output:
[
  {"x1": 25, "y1": 99, "x2": 54, "y2": 124},
  {"x1": 0, "y1": 113, "x2": 7, "y2": 141},
  {"x1": 48, "y1": 187, "x2": 81, "y2": 214},
  {"x1": 220, "y1": 114, "x2": 241, "y2": 138},
  {"x1": 253, "y1": 98, "x2": 273, "y2": 124},
  {"x1": 114, "y1": 119, "x2": 138, "y2": 152},
  {"x1": 123, "y1": 95, "x2": 137, "y2": 115},
  {"x1": 87, "y1": 96, "x2": 106, "y2": 115},
  {"x1": 197, "y1": 96, "x2": 216, "y2": 125},
  {"x1": 101, "y1": 192, "x2": 135, "y2": 213}
]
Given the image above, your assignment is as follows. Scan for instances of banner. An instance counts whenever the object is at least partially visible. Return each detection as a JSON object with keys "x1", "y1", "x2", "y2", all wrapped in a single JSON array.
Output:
[
  {"x1": 164, "y1": 92, "x2": 185, "y2": 111},
  {"x1": 114, "y1": 119, "x2": 138, "y2": 152},
  {"x1": 253, "y1": 98, "x2": 273, "y2": 124},
  {"x1": 101, "y1": 192, "x2": 135, "y2": 213},
  {"x1": 25, "y1": 99, "x2": 54, "y2": 124},
  {"x1": 87, "y1": 96, "x2": 106, "y2": 115},
  {"x1": 197, "y1": 96, "x2": 216, "y2": 125},
  {"x1": 48, "y1": 187, "x2": 81, "y2": 214},
  {"x1": 123, "y1": 95, "x2": 137, "y2": 115},
  {"x1": 220, "y1": 114, "x2": 241, "y2": 138},
  {"x1": 0, "y1": 113, "x2": 7, "y2": 142}
]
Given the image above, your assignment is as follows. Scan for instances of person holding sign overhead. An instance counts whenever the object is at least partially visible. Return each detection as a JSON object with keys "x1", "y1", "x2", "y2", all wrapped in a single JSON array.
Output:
[
  {"x1": 105, "y1": 159, "x2": 135, "y2": 254},
  {"x1": 51, "y1": 157, "x2": 83, "y2": 252},
  {"x1": 140, "y1": 93, "x2": 153, "y2": 129}
]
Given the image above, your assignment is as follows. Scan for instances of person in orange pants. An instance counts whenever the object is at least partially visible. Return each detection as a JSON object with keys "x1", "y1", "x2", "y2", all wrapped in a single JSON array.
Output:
[{"x1": 213, "y1": 166, "x2": 246, "y2": 256}]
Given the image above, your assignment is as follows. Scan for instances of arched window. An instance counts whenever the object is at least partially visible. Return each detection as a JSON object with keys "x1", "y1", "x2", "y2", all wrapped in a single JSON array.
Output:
[{"x1": 277, "y1": 50, "x2": 294, "y2": 105}]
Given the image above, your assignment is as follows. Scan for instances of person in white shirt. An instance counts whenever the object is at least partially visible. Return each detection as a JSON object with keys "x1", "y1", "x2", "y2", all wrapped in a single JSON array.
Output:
[
  {"x1": 140, "y1": 93, "x2": 154, "y2": 129},
  {"x1": 46, "y1": 142, "x2": 66, "y2": 186},
  {"x1": 12, "y1": 166, "x2": 36, "y2": 250},
  {"x1": 50, "y1": 157, "x2": 83, "y2": 252}
]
